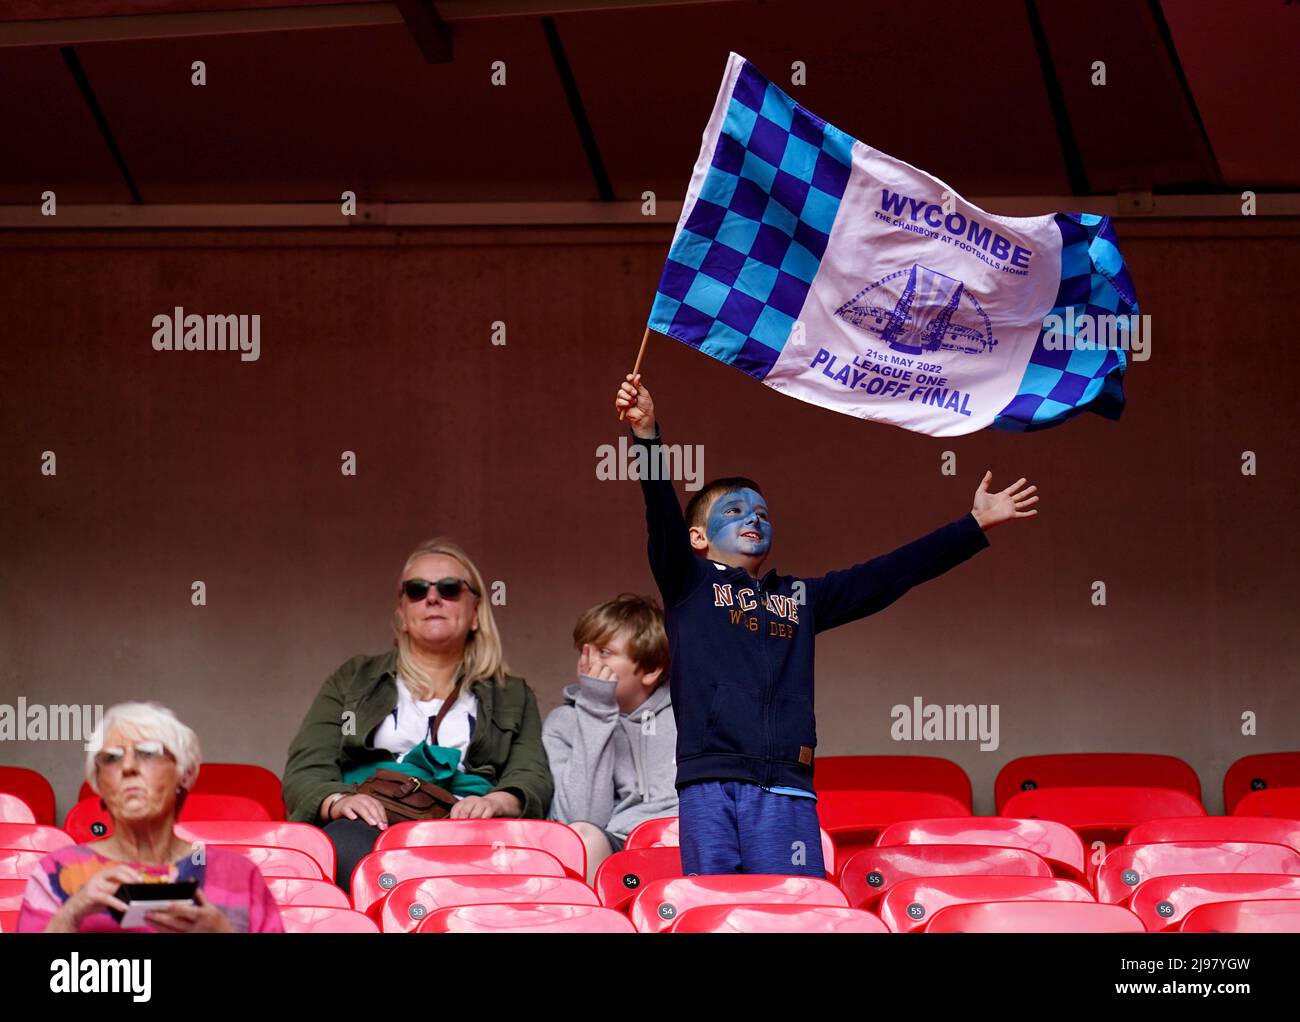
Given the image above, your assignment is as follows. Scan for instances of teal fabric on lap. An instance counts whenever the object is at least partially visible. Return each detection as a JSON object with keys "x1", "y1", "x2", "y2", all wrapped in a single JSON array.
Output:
[{"x1": 343, "y1": 742, "x2": 493, "y2": 797}]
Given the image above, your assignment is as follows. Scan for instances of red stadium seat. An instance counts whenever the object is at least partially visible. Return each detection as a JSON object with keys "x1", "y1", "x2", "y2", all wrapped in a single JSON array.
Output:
[
  {"x1": 628, "y1": 875, "x2": 847, "y2": 933},
  {"x1": 995, "y1": 754, "x2": 1201, "y2": 812},
  {"x1": 63, "y1": 794, "x2": 270, "y2": 843},
  {"x1": 1005, "y1": 788, "x2": 1207, "y2": 886},
  {"x1": 812, "y1": 756, "x2": 972, "y2": 808},
  {"x1": 1096, "y1": 841, "x2": 1300, "y2": 903},
  {"x1": 0, "y1": 793, "x2": 36, "y2": 825},
  {"x1": 0, "y1": 824, "x2": 74, "y2": 853},
  {"x1": 373, "y1": 819, "x2": 586, "y2": 879},
  {"x1": 1180, "y1": 898, "x2": 1300, "y2": 933},
  {"x1": 671, "y1": 903, "x2": 888, "y2": 933},
  {"x1": 875, "y1": 817, "x2": 1088, "y2": 880},
  {"x1": 381, "y1": 875, "x2": 598, "y2": 932},
  {"x1": 0, "y1": 877, "x2": 26, "y2": 912},
  {"x1": 625, "y1": 816, "x2": 682, "y2": 847},
  {"x1": 63, "y1": 798, "x2": 117, "y2": 843},
  {"x1": 2, "y1": 829, "x2": 327, "y2": 886},
  {"x1": 1234, "y1": 788, "x2": 1300, "y2": 818},
  {"x1": 0, "y1": 910, "x2": 17, "y2": 933},
  {"x1": 1223, "y1": 753, "x2": 1300, "y2": 813},
  {"x1": 416, "y1": 902, "x2": 634, "y2": 933},
  {"x1": 925, "y1": 900, "x2": 1145, "y2": 932},
  {"x1": 263, "y1": 877, "x2": 350, "y2": 908},
  {"x1": 1126, "y1": 815, "x2": 1300, "y2": 854},
  {"x1": 877, "y1": 875, "x2": 1093, "y2": 933},
  {"x1": 210, "y1": 843, "x2": 324, "y2": 879},
  {"x1": 593, "y1": 847, "x2": 683, "y2": 911},
  {"x1": 0, "y1": 767, "x2": 57, "y2": 825},
  {"x1": 820, "y1": 790, "x2": 973, "y2": 878},
  {"x1": 189, "y1": 764, "x2": 285, "y2": 820},
  {"x1": 624, "y1": 816, "x2": 837, "y2": 875},
  {"x1": 80, "y1": 763, "x2": 285, "y2": 820},
  {"x1": 174, "y1": 820, "x2": 335, "y2": 880},
  {"x1": 838, "y1": 844, "x2": 1053, "y2": 910},
  {"x1": 279, "y1": 906, "x2": 379, "y2": 933},
  {"x1": 817, "y1": 789, "x2": 971, "y2": 849},
  {"x1": 0, "y1": 848, "x2": 48, "y2": 880},
  {"x1": 351, "y1": 845, "x2": 567, "y2": 915},
  {"x1": 1129, "y1": 873, "x2": 1300, "y2": 931},
  {"x1": 1002, "y1": 786, "x2": 1206, "y2": 844}
]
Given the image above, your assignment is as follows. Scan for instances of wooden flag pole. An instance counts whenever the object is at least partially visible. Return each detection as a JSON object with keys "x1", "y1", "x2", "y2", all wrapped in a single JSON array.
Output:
[{"x1": 618, "y1": 326, "x2": 652, "y2": 422}]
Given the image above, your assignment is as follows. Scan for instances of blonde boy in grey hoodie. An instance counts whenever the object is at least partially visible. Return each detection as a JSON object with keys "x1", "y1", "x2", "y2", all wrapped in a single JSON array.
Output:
[{"x1": 543, "y1": 594, "x2": 678, "y2": 884}]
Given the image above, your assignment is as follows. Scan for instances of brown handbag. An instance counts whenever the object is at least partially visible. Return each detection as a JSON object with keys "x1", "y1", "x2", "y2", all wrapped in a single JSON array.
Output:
[
  {"x1": 353, "y1": 681, "x2": 462, "y2": 824},
  {"x1": 355, "y1": 769, "x2": 458, "y2": 823}
]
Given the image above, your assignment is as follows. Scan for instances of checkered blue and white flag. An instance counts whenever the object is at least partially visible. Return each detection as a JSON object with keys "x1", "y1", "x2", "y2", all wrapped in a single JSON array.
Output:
[{"x1": 649, "y1": 52, "x2": 1137, "y2": 436}]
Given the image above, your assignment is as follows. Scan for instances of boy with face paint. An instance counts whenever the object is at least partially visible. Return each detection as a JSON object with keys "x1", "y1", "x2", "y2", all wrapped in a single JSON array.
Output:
[{"x1": 614, "y1": 373, "x2": 1038, "y2": 876}]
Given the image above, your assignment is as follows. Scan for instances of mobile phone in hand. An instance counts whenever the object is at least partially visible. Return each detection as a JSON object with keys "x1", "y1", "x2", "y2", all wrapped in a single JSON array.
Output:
[{"x1": 108, "y1": 881, "x2": 200, "y2": 929}]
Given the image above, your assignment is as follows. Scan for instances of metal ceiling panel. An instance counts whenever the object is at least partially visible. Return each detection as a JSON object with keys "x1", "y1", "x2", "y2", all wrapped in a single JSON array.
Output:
[
  {"x1": 559, "y1": 0, "x2": 1074, "y2": 201},
  {"x1": 1161, "y1": 0, "x2": 1299, "y2": 189},
  {"x1": 67, "y1": 18, "x2": 595, "y2": 201}
]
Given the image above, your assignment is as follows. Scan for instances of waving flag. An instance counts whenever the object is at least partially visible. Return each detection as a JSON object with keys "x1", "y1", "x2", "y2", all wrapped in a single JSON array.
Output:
[{"x1": 649, "y1": 52, "x2": 1137, "y2": 436}]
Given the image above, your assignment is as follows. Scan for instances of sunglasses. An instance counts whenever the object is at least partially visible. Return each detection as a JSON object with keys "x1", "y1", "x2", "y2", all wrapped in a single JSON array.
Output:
[
  {"x1": 94, "y1": 740, "x2": 175, "y2": 769},
  {"x1": 401, "y1": 577, "x2": 480, "y2": 602}
]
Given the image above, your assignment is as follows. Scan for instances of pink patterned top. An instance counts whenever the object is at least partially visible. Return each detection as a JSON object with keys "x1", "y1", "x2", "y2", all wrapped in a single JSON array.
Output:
[{"x1": 16, "y1": 844, "x2": 284, "y2": 933}]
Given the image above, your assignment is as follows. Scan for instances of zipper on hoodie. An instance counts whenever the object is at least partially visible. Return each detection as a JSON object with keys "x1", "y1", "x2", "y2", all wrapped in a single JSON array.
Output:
[{"x1": 754, "y1": 571, "x2": 775, "y2": 789}]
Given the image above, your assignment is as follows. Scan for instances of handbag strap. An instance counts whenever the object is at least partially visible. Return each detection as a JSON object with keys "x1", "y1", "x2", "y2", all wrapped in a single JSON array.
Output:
[{"x1": 426, "y1": 679, "x2": 463, "y2": 745}]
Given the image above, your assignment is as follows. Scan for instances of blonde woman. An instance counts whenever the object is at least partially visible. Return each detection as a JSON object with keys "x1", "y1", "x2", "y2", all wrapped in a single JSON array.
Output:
[{"x1": 283, "y1": 538, "x2": 552, "y2": 890}]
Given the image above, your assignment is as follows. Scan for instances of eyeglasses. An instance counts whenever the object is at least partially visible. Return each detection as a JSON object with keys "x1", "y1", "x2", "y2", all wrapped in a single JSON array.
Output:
[
  {"x1": 93, "y1": 740, "x2": 176, "y2": 769},
  {"x1": 401, "y1": 577, "x2": 480, "y2": 602}
]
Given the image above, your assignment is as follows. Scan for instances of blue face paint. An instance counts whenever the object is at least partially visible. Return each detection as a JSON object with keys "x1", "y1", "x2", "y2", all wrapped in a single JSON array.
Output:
[{"x1": 705, "y1": 487, "x2": 772, "y2": 560}]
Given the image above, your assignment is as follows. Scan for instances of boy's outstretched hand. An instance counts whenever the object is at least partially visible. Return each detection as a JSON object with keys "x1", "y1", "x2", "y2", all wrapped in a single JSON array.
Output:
[
  {"x1": 615, "y1": 373, "x2": 657, "y2": 439},
  {"x1": 971, "y1": 471, "x2": 1038, "y2": 531}
]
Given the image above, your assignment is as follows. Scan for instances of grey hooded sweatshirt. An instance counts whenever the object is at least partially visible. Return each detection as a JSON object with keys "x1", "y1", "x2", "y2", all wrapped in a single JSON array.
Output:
[{"x1": 542, "y1": 673, "x2": 678, "y2": 840}]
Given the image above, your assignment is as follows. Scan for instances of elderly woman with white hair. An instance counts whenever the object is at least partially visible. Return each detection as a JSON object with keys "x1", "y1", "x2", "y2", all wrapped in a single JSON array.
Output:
[{"x1": 16, "y1": 702, "x2": 283, "y2": 933}]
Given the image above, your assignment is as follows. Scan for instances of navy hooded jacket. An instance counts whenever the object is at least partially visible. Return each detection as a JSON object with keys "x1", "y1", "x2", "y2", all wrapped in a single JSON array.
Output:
[{"x1": 633, "y1": 426, "x2": 990, "y2": 794}]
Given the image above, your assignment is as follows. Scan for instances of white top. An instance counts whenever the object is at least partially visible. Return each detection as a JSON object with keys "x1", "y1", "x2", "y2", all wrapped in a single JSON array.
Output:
[{"x1": 371, "y1": 675, "x2": 478, "y2": 772}]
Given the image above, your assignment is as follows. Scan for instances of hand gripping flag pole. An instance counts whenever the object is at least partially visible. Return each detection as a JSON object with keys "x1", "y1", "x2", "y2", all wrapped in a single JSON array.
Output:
[{"x1": 617, "y1": 326, "x2": 653, "y2": 422}]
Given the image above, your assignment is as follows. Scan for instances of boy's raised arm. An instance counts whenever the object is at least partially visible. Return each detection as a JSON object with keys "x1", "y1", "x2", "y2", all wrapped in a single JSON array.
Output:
[
  {"x1": 806, "y1": 513, "x2": 988, "y2": 632},
  {"x1": 615, "y1": 373, "x2": 700, "y2": 608},
  {"x1": 806, "y1": 471, "x2": 1038, "y2": 632}
]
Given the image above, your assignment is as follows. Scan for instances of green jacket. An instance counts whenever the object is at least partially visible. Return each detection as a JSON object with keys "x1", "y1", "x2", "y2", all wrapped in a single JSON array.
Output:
[{"x1": 282, "y1": 648, "x2": 553, "y2": 824}]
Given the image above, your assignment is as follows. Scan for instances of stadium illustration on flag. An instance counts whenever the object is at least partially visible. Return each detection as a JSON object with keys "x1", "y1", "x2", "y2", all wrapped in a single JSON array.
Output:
[{"x1": 648, "y1": 52, "x2": 1138, "y2": 436}]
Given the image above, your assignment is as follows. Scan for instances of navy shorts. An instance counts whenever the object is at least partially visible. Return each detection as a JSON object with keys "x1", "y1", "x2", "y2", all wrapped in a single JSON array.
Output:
[{"x1": 677, "y1": 780, "x2": 824, "y2": 877}]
